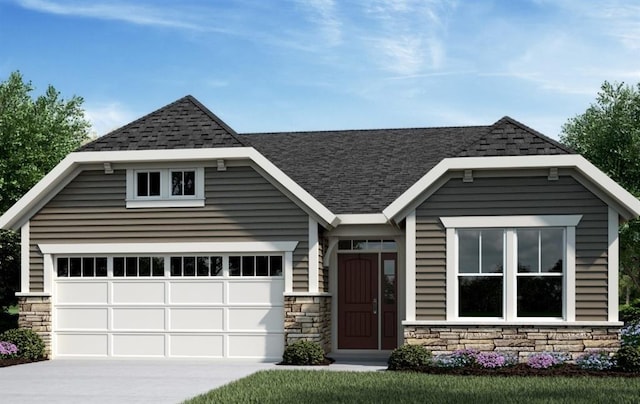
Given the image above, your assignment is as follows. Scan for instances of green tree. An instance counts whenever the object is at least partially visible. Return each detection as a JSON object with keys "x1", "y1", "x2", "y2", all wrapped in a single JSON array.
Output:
[
  {"x1": 0, "y1": 71, "x2": 90, "y2": 310},
  {"x1": 560, "y1": 81, "x2": 640, "y2": 300}
]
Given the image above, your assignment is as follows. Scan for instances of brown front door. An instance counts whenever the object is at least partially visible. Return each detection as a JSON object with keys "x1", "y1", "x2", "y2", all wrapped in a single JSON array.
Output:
[{"x1": 338, "y1": 253, "x2": 398, "y2": 350}]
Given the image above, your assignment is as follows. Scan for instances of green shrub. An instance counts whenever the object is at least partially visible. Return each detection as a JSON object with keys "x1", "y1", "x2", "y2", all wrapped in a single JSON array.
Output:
[
  {"x1": 282, "y1": 340, "x2": 324, "y2": 365},
  {"x1": 615, "y1": 345, "x2": 640, "y2": 372},
  {"x1": 0, "y1": 328, "x2": 45, "y2": 359},
  {"x1": 620, "y1": 303, "x2": 640, "y2": 324},
  {"x1": 387, "y1": 344, "x2": 432, "y2": 371}
]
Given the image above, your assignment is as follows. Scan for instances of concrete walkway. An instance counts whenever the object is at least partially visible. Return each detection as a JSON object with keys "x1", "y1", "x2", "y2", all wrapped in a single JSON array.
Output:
[{"x1": 0, "y1": 359, "x2": 387, "y2": 404}]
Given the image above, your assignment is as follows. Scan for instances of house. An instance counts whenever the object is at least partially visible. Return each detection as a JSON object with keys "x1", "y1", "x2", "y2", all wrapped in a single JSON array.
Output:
[{"x1": 1, "y1": 95, "x2": 639, "y2": 360}]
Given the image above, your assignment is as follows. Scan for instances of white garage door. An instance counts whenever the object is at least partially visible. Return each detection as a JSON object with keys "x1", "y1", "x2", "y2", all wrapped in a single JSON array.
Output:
[{"x1": 52, "y1": 254, "x2": 285, "y2": 359}]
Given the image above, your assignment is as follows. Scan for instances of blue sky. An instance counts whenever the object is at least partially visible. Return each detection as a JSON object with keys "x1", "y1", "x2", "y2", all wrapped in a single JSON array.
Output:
[{"x1": 1, "y1": 0, "x2": 639, "y2": 139}]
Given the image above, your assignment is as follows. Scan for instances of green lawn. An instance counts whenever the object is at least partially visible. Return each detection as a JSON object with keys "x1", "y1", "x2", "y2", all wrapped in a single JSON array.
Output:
[{"x1": 184, "y1": 369, "x2": 640, "y2": 404}]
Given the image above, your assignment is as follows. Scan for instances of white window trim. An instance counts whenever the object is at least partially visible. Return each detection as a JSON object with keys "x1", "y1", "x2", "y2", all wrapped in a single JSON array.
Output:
[
  {"x1": 442, "y1": 215, "x2": 579, "y2": 323},
  {"x1": 39, "y1": 241, "x2": 299, "y2": 255},
  {"x1": 125, "y1": 167, "x2": 204, "y2": 208}
]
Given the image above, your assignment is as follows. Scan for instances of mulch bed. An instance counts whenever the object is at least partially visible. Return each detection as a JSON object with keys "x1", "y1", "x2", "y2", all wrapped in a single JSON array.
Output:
[
  {"x1": 0, "y1": 358, "x2": 47, "y2": 368},
  {"x1": 410, "y1": 363, "x2": 640, "y2": 377}
]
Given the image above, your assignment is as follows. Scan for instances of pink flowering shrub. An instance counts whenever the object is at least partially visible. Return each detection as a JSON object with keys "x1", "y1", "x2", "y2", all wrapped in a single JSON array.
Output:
[
  {"x1": 0, "y1": 341, "x2": 18, "y2": 358},
  {"x1": 433, "y1": 349, "x2": 516, "y2": 369},
  {"x1": 527, "y1": 352, "x2": 569, "y2": 369}
]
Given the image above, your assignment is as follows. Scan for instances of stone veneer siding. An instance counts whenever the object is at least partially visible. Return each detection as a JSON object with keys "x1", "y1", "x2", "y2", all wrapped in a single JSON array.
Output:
[
  {"x1": 405, "y1": 325, "x2": 620, "y2": 360},
  {"x1": 284, "y1": 295, "x2": 331, "y2": 353},
  {"x1": 17, "y1": 295, "x2": 52, "y2": 357}
]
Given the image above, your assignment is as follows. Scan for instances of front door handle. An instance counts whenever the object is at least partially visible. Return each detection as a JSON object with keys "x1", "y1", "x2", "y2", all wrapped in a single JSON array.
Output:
[{"x1": 372, "y1": 298, "x2": 377, "y2": 315}]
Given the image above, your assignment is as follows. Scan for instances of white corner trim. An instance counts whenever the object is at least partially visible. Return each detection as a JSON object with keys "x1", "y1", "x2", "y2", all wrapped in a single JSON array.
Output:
[
  {"x1": 20, "y1": 222, "x2": 30, "y2": 293},
  {"x1": 43, "y1": 253, "x2": 53, "y2": 294},
  {"x1": 38, "y1": 241, "x2": 299, "y2": 255},
  {"x1": 440, "y1": 215, "x2": 583, "y2": 228},
  {"x1": 405, "y1": 210, "x2": 416, "y2": 322},
  {"x1": 284, "y1": 251, "x2": 294, "y2": 293},
  {"x1": 566, "y1": 226, "x2": 576, "y2": 321},
  {"x1": 336, "y1": 214, "x2": 388, "y2": 225},
  {"x1": 308, "y1": 216, "x2": 319, "y2": 293},
  {"x1": 0, "y1": 147, "x2": 338, "y2": 230},
  {"x1": 383, "y1": 155, "x2": 640, "y2": 221},
  {"x1": 608, "y1": 207, "x2": 620, "y2": 322}
]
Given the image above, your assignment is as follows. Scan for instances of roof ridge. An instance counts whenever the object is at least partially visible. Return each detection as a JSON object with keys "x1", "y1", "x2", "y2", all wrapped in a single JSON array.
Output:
[
  {"x1": 239, "y1": 124, "x2": 492, "y2": 137},
  {"x1": 183, "y1": 95, "x2": 247, "y2": 146},
  {"x1": 78, "y1": 96, "x2": 193, "y2": 151},
  {"x1": 495, "y1": 116, "x2": 574, "y2": 153}
]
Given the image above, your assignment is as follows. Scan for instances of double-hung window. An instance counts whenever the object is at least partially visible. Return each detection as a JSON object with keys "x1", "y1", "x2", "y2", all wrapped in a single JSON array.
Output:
[
  {"x1": 126, "y1": 167, "x2": 204, "y2": 208},
  {"x1": 442, "y1": 215, "x2": 581, "y2": 322}
]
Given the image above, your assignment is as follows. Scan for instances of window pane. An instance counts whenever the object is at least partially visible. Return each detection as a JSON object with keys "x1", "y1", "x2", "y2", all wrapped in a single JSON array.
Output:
[
  {"x1": 197, "y1": 256, "x2": 210, "y2": 276},
  {"x1": 139, "y1": 257, "x2": 151, "y2": 276},
  {"x1": 152, "y1": 257, "x2": 165, "y2": 277},
  {"x1": 95, "y1": 258, "x2": 107, "y2": 277},
  {"x1": 242, "y1": 256, "x2": 255, "y2": 276},
  {"x1": 211, "y1": 257, "x2": 223, "y2": 276},
  {"x1": 57, "y1": 258, "x2": 69, "y2": 277},
  {"x1": 352, "y1": 240, "x2": 366, "y2": 250},
  {"x1": 458, "y1": 276, "x2": 503, "y2": 317},
  {"x1": 482, "y1": 230, "x2": 503, "y2": 273},
  {"x1": 83, "y1": 257, "x2": 95, "y2": 277},
  {"x1": 517, "y1": 229, "x2": 539, "y2": 273},
  {"x1": 183, "y1": 171, "x2": 195, "y2": 195},
  {"x1": 383, "y1": 260, "x2": 396, "y2": 304},
  {"x1": 541, "y1": 229, "x2": 564, "y2": 273},
  {"x1": 256, "y1": 256, "x2": 269, "y2": 276},
  {"x1": 184, "y1": 257, "x2": 196, "y2": 276},
  {"x1": 229, "y1": 256, "x2": 241, "y2": 276},
  {"x1": 171, "y1": 171, "x2": 182, "y2": 196},
  {"x1": 149, "y1": 172, "x2": 161, "y2": 196},
  {"x1": 270, "y1": 256, "x2": 283, "y2": 276},
  {"x1": 517, "y1": 276, "x2": 563, "y2": 317},
  {"x1": 382, "y1": 240, "x2": 397, "y2": 250},
  {"x1": 367, "y1": 240, "x2": 382, "y2": 250},
  {"x1": 126, "y1": 257, "x2": 137, "y2": 277},
  {"x1": 458, "y1": 230, "x2": 480, "y2": 273},
  {"x1": 338, "y1": 240, "x2": 351, "y2": 250},
  {"x1": 113, "y1": 257, "x2": 125, "y2": 277},
  {"x1": 170, "y1": 257, "x2": 182, "y2": 276},
  {"x1": 137, "y1": 172, "x2": 148, "y2": 196},
  {"x1": 70, "y1": 258, "x2": 82, "y2": 277}
]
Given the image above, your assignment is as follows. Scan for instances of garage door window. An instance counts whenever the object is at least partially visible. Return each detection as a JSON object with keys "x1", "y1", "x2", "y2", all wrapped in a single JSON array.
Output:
[
  {"x1": 229, "y1": 255, "x2": 283, "y2": 277},
  {"x1": 170, "y1": 256, "x2": 223, "y2": 276},
  {"x1": 113, "y1": 257, "x2": 165, "y2": 277},
  {"x1": 57, "y1": 257, "x2": 107, "y2": 277}
]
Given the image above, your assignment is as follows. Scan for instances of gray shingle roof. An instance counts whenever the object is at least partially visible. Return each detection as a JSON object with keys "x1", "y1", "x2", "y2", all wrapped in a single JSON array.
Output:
[
  {"x1": 80, "y1": 95, "x2": 245, "y2": 151},
  {"x1": 79, "y1": 95, "x2": 573, "y2": 214}
]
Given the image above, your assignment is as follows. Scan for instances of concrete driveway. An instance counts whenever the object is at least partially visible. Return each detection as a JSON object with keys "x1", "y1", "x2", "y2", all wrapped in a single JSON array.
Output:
[{"x1": 0, "y1": 359, "x2": 276, "y2": 404}]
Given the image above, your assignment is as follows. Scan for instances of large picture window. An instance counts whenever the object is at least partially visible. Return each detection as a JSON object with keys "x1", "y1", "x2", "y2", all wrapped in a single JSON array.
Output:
[{"x1": 442, "y1": 215, "x2": 580, "y2": 322}]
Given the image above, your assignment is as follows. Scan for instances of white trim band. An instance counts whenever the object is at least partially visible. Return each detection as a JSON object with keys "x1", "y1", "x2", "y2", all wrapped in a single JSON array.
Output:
[
  {"x1": 440, "y1": 215, "x2": 582, "y2": 228},
  {"x1": 38, "y1": 241, "x2": 299, "y2": 255},
  {"x1": 402, "y1": 320, "x2": 624, "y2": 327}
]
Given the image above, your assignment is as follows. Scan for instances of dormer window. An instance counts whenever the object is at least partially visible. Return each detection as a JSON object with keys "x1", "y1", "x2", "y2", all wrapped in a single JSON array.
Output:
[{"x1": 126, "y1": 167, "x2": 204, "y2": 208}]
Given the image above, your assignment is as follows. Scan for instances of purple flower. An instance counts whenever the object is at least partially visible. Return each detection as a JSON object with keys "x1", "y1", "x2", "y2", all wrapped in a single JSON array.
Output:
[
  {"x1": 527, "y1": 352, "x2": 568, "y2": 369},
  {"x1": 475, "y1": 352, "x2": 517, "y2": 368},
  {"x1": 576, "y1": 351, "x2": 615, "y2": 370},
  {"x1": 0, "y1": 341, "x2": 18, "y2": 357}
]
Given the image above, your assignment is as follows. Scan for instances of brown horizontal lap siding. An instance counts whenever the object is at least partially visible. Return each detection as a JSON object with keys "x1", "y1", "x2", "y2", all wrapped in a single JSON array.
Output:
[
  {"x1": 30, "y1": 166, "x2": 309, "y2": 292},
  {"x1": 415, "y1": 174, "x2": 608, "y2": 321}
]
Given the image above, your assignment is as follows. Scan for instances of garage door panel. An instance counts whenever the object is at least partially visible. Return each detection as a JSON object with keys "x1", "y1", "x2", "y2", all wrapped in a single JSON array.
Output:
[
  {"x1": 228, "y1": 307, "x2": 284, "y2": 331},
  {"x1": 112, "y1": 334, "x2": 165, "y2": 356},
  {"x1": 170, "y1": 282, "x2": 223, "y2": 304},
  {"x1": 56, "y1": 282, "x2": 108, "y2": 304},
  {"x1": 112, "y1": 308, "x2": 165, "y2": 330},
  {"x1": 228, "y1": 280, "x2": 284, "y2": 304},
  {"x1": 56, "y1": 308, "x2": 108, "y2": 330},
  {"x1": 169, "y1": 308, "x2": 223, "y2": 331},
  {"x1": 170, "y1": 335, "x2": 224, "y2": 357},
  {"x1": 57, "y1": 334, "x2": 108, "y2": 356},
  {"x1": 228, "y1": 334, "x2": 284, "y2": 358},
  {"x1": 112, "y1": 282, "x2": 165, "y2": 304}
]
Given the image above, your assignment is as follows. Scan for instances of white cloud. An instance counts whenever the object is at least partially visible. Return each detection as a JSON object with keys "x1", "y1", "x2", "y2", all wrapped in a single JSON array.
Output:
[
  {"x1": 298, "y1": 0, "x2": 342, "y2": 46},
  {"x1": 83, "y1": 102, "x2": 136, "y2": 137}
]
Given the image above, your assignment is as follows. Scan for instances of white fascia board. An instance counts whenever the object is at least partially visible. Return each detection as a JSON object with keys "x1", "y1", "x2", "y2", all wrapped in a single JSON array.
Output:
[
  {"x1": 38, "y1": 241, "x2": 299, "y2": 255},
  {"x1": 0, "y1": 147, "x2": 338, "y2": 230},
  {"x1": 383, "y1": 155, "x2": 640, "y2": 221},
  {"x1": 336, "y1": 214, "x2": 388, "y2": 225},
  {"x1": 440, "y1": 215, "x2": 582, "y2": 228}
]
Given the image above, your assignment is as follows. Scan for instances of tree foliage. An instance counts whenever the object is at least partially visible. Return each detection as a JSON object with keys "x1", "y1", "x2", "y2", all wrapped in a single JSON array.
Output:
[
  {"x1": 560, "y1": 81, "x2": 640, "y2": 300},
  {"x1": 0, "y1": 71, "x2": 90, "y2": 308}
]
